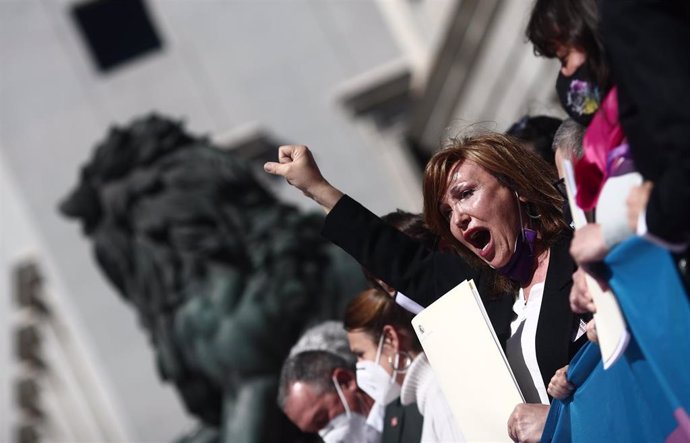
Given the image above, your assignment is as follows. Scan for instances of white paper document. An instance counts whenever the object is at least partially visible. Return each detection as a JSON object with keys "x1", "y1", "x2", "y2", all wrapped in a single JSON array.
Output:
[
  {"x1": 562, "y1": 159, "x2": 630, "y2": 369},
  {"x1": 411, "y1": 280, "x2": 523, "y2": 442}
]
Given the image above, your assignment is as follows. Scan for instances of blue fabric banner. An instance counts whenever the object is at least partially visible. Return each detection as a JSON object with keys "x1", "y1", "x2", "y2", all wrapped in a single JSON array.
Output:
[{"x1": 541, "y1": 237, "x2": 690, "y2": 443}]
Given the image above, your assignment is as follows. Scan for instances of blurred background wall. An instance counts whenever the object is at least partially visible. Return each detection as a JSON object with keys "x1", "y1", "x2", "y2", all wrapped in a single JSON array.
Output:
[{"x1": 0, "y1": 0, "x2": 563, "y2": 441}]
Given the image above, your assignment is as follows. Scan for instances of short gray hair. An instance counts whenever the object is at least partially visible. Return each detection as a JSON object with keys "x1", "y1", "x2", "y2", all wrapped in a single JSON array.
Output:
[
  {"x1": 278, "y1": 321, "x2": 357, "y2": 409},
  {"x1": 288, "y1": 321, "x2": 355, "y2": 366},
  {"x1": 277, "y1": 350, "x2": 354, "y2": 409},
  {"x1": 552, "y1": 118, "x2": 585, "y2": 159}
]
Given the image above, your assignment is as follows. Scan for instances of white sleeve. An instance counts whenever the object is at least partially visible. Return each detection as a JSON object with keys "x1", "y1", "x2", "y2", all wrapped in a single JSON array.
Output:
[
  {"x1": 395, "y1": 291, "x2": 424, "y2": 315},
  {"x1": 429, "y1": 385, "x2": 465, "y2": 442},
  {"x1": 597, "y1": 173, "x2": 641, "y2": 247}
]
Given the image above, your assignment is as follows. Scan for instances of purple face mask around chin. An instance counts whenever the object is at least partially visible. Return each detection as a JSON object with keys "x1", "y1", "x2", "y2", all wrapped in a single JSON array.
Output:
[{"x1": 497, "y1": 227, "x2": 538, "y2": 285}]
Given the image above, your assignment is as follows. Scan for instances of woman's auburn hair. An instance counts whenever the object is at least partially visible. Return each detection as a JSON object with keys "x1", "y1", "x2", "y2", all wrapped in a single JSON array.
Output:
[
  {"x1": 422, "y1": 132, "x2": 569, "y2": 278},
  {"x1": 344, "y1": 288, "x2": 422, "y2": 352}
]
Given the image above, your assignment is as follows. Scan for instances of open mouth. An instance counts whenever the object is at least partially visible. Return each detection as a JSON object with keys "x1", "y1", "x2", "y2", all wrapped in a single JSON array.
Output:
[{"x1": 465, "y1": 228, "x2": 491, "y2": 251}]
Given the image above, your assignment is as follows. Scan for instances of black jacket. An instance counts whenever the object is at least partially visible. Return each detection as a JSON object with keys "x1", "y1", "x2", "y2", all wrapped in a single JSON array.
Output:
[
  {"x1": 322, "y1": 195, "x2": 587, "y2": 391},
  {"x1": 323, "y1": 195, "x2": 514, "y2": 349},
  {"x1": 382, "y1": 399, "x2": 424, "y2": 443},
  {"x1": 534, "y1": 231, "x2": 588, "y2": 390},
  {"x1": 601, "y1": 0, "x2": 690, "y2": 245}
]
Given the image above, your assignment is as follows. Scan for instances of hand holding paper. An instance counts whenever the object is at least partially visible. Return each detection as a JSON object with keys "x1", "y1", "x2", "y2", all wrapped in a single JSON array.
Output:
[{"x1": 412, "y1": 280, "x2": 523, "y2": 442}]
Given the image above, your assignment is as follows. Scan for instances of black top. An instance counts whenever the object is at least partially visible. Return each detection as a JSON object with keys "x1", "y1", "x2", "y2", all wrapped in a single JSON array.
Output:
[
  {"x1": 601, "y1": 0, "x2": 690, "y2": 245},
  {"x1": 534, "y1": 231, "x2": 588, "y2": 390},
  {"x1": 322, "y1": 195, "x2": 588, "y2": 392},
  {"x1": 323, "y1": 195, "x2": 514, "y2": 349},
  {"x1": 382, "y1": 399, "x2": 424, "y2": 443}
]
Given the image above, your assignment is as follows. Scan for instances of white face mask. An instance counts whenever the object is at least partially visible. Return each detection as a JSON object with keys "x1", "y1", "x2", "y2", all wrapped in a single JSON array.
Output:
[
  {"x1": 365, "y1": 400, "x2": 387, "y2": 434},
  {"x1": 356, "y1": 332, "x2": 402, "y2": 406},
  {"x1": 318, "y1": 376, "x2": 381, "y2": 443}
]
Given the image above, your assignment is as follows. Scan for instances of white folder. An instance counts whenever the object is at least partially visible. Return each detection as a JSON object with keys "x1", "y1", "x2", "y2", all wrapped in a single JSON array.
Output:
[
  {"x1": 562, "y1": 159, "x2": 630, "y2": 369},
  {"x1": 411, "y1": 280, "x2": 523, "y2": 442}
]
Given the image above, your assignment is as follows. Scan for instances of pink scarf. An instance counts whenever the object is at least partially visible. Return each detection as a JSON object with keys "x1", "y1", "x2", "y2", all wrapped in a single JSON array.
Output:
[{"x1": 574, "y1": 87, "x2": 633, "y2": 211}]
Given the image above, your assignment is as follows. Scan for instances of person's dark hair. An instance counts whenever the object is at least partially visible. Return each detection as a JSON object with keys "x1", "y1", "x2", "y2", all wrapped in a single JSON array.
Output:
[
  {"x1": 526, "y1": 0, "x2": 610, "y2": 92},
  {"x1": 277, "y1": 350, "x2": 353, "y2": 409},
  {"x1": 381, "y1": 210, "x2": 438, "y2": 248},
  {"x1": 344, "y1": 289, "x2": 422, "y2": 353},
  {"x1": 506, "y1": 115, "x2": 562, "y2": 167},
  {"x1": 362, "y1": 211, "x2": 438, "y2": 291}
]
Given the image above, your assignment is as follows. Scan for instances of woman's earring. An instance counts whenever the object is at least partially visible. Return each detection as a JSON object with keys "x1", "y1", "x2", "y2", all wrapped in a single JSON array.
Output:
[
  {"x1": 516, "y1": 191, "x2": 541, "y2": 220},
  {"x1": 526, "y1": 204, "x2": 541, "y2": 219},
  {"x1": 388, "y1": 351, "x2": 413, "y2": 373}
]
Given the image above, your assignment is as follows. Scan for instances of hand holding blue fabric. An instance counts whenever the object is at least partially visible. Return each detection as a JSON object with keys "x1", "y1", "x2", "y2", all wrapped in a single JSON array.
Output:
[{"x1": 547, "y1": 365, "x2": 574, "y2": 400}]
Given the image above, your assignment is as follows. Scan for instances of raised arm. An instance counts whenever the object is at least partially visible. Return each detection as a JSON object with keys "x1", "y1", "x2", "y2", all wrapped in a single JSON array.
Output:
[
  {"x1": 265, "y1": 145, "x2": 513, "y2": 347},
  {"x1": 264, "y1": 145, "x2": 452, "y2": 304},
  {"x1": 263, "y1": 145, "x2": 343, "y2": 213}
]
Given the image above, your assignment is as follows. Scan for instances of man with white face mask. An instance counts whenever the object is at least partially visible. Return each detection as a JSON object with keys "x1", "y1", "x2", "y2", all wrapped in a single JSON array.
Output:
[
  {"x1": 278, "y1": 346, "x2": 381, "y2": 443},
  {"x1": 318, "y1": 372, "x2": 381, "y2": 443}
]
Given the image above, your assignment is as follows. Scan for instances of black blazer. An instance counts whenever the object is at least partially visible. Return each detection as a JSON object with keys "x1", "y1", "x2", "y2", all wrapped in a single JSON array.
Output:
[
  {"x1": 534, "y1": 231, "x2": 588, "y2": 391},
  {"x1": 322, "y1": 195, "x2": 514, "y2": 349},
  {"x1": 382, "y1": 399, "x2": 424, "y2": 443},
  {"x1": 322, "y1": 195, "x2": 587, "y2": 392}
]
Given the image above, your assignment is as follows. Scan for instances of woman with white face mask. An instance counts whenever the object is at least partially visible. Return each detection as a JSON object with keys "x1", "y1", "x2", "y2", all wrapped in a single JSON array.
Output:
[{"x1": 344, "y1": 289, "x2": 465, "y2": 443}]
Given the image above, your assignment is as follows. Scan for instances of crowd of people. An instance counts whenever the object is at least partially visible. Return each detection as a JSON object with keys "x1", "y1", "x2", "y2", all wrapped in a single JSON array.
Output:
[{"x1": 267, "y1": 0, "x2": 690, "y2": 441}]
